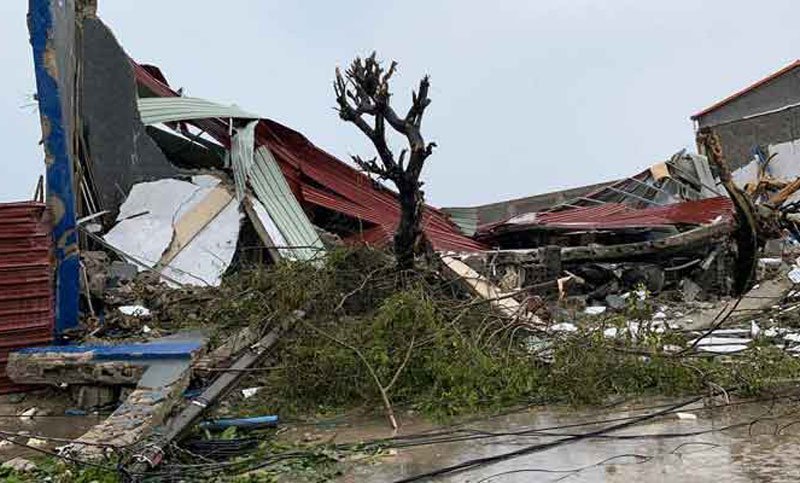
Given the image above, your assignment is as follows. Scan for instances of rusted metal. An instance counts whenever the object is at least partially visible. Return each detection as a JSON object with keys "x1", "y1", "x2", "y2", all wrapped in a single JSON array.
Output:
[
  {"x1": 0, "y1": 201, "x2": 55, "y2": 394},
  {"x1": 480, "y1": 197, "x2": 734, "y2": 235}
]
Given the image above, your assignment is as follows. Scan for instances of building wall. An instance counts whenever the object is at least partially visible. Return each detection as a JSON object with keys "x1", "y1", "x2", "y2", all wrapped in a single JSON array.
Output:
[
  {"x1": 708, "y1": 104, "x2": 800, "y2": 170},
  {"x1": 696, "y1": 66, "x2": 800, "y2": 128}
]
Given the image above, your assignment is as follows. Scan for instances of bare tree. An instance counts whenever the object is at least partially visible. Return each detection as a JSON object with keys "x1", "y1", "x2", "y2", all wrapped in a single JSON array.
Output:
[{"x1": 334, "y1": 52, "x2": 435, "y2": 270}]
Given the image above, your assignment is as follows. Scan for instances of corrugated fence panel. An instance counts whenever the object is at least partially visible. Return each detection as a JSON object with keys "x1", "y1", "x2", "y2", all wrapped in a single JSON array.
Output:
[{"x1": 0, "y1": 202, "x2": 55, "y2": 393}]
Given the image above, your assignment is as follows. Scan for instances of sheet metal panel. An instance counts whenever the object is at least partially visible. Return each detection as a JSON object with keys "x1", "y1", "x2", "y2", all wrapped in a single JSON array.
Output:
[
  {"x1": 251, "y1": 147, "x2": 325, "y2": 261},
  {"x1": 137, "y1": 97, "x2": 257, "y2": 125},
  {"x1": 0, "y1": 202, "x2": 55, "y2": 394},
  {"x1": 483, "y1": 197, "x2": 733, "y2": 234}
]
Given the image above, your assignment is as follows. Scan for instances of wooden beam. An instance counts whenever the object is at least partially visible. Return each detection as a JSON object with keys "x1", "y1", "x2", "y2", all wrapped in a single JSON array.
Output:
[{"x1": 439, "y1": 254, "x2": 542, "y2": 324}]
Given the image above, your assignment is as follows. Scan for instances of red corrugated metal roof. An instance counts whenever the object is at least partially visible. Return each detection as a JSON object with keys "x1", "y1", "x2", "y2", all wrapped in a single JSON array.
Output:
[
  {"x1": 0, "y1": 201, "x2": 54, "y2": 394},
  {"x1": 691, "y1": 60, "x2": 800, "y2": 120},
  {"x1": 481, "y1": 197, "x2": 733, "y2": 234},
  {"x1": 132, "y1": 60, "x2": 486, "y2": 253}
]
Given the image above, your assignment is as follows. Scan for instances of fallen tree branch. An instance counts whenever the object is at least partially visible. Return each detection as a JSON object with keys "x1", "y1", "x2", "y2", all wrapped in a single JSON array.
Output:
[{"x1": 299, "y1": 319, "x2": 402, "y2": 431}]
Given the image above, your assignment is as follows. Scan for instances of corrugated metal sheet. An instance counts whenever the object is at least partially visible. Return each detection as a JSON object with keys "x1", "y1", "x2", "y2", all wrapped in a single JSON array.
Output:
[
  {"x1": 481, "y1": 197, "x2": 733, "y2": 235},
  {"x1": 137, "y1": 97, "x2": 257, "y2": 125},
  {"x1": 441, "y1": 207, "x2": 479, "y2": 236},
  {"x1": 251, "y1": 147, "x2": 325, "y2": 260},
  {"x1": 0, "y1": 202, "x2": 54, "y2": 394},
  {"x1": 231, "y1": 120, "x2": 258, "y2": 201},
  {"x1": 132, "y1": 61, "x2": 486, "y2": 253},
  {"x1": 135, "y1": 94, "x2": 323, "y2": 261}
]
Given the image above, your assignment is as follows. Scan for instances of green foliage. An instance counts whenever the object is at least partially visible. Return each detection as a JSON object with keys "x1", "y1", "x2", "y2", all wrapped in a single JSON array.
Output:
[
  {"x1": 165, "y1": 246, "x2": 800, "y2": 422},
  {"x1": 0, "y1": 459, "x2": 119, "y2": 483}
]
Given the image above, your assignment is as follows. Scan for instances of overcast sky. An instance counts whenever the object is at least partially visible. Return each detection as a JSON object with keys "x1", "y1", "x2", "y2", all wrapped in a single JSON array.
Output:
[{"x1": 2, "y1": 1, "x2": 799, "y2": 206}]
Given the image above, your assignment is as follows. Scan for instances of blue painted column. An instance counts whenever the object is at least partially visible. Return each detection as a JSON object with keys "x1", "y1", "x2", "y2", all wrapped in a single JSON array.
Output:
[{"x1": 28, "y1": 0, "x2": 80, "y2": 334}]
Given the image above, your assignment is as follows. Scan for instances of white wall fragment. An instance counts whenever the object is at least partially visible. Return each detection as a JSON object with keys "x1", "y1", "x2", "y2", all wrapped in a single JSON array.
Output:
[{"x1": 103, "y1": 178, "x2": 242, "y2": 287}]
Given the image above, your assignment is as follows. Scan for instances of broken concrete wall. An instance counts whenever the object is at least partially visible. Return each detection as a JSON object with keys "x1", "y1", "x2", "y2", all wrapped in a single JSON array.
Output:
[{"x1": 79, "y1": 16, "x2": 182, "y2": 216}]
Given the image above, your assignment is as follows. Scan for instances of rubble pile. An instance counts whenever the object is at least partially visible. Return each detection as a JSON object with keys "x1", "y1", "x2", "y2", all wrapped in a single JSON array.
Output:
[{"x1": 9, "y1": 1, "x2": 800, "y2": 481}]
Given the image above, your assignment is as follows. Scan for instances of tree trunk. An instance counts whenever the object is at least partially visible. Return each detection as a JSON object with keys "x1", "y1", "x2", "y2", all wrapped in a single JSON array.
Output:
[{"x1": 395, "y1": 178, "x2": 423, "y2": 270}]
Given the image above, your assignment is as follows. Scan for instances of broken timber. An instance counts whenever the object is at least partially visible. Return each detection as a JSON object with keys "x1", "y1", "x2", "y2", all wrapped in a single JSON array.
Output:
[
  {"x1": 127, "y1": 311, "x2": 300, "y2": 476},
  {"x1": 439, "y1": 254, "x2": 542, "y2": 323}
]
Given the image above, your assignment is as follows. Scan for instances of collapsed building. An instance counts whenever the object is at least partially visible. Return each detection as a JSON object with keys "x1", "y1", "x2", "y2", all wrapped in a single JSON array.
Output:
[{"x1": 5, "y1": 0, "x2": 800, "y2": 473}]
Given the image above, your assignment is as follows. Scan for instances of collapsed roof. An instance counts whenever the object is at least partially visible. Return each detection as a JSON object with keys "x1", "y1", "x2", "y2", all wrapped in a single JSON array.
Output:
[{"x1": 60, "y1": 6, "x2": 483, "y2": 289}]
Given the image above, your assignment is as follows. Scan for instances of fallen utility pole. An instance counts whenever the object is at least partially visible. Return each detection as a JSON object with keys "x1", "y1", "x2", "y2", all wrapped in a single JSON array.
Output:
[{"x1": 126, "y1": 311, "x2": 302, "y2": 477}]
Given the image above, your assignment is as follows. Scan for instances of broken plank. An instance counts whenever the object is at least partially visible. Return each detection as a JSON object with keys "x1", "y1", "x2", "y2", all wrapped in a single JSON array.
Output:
[{"x1": 439, "y1": 254, "x2": 538, "y2": 322}]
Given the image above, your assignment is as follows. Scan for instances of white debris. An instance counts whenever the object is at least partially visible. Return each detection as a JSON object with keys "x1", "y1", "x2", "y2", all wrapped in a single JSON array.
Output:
[
  {"x1": 0, "y1": 440, "x2": 12, "y2": 450},
  {"x1": 652, "y1": 311, "x2": 667, "y2": 320},
  {"x1": 118, "y1": 305, "x2": 150, "y2": 317},
  {"x1": 18, "y1": 408, "x2": 37, "y2": 422},
  {"x1": 708, "y1": 328, "x2": 750, "y2": 335},
  {"x1": 690, "y1": 336, "x2": 752, "y2": 346},
  {"x1": 142, "y1": 325, "x2": 152, "y2": 334},
  {"x1": 584, "y1": 306, "x2": 607, "y2": 315},
  {"x1": 787, "y1": 267, "x2": 800, "y2": 283},
  {"x1": 675, "y1": 412, "x2": 698, "y2": 421},
  {"x1": 751, "y1": 321, "x2": 761, "y2": 338},
  {"x1": 26, "y1": 438, "x2": 46, "y2": 448},
  {"x1": 2, "y1": 457, "x2": 36, "y2": 472},
  {"x1": 785, "y1": 333, "x2": 800, "y2": 343},
  {"x1": 550, "y1": 322, "x2": 578, "y2": 333},
  {"x1": 105, "y1": 179, "x2": 198, "y2": 270},
  {"x1": 690, "y1": 336, "x2": 751, "y2": 354},
  {"x1": 699, "y1": 344, "x2": 750, "y2": 354},
  {"x1": 104, "y1": 178, "x2": 242, "y2": 287},
  {"x1": 603, "y1": 327, "x2": 618, "y2": 338},
  {"x1": 241, "y1": 387, "x2": 261, "y2": 399}
]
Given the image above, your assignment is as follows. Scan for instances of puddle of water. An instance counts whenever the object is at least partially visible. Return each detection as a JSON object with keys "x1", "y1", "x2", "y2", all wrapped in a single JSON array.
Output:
[
  {"x1": 0, "y1": 390, "x2": 103, "y2": 461},
  {"x1": 309, "y1": 398, "x2": 800, "y2": 482}
]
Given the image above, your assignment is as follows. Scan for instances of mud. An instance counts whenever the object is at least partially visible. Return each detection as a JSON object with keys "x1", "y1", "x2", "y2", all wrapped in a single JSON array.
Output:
[
  {"x1": 0, "y1": 389, "x2": 103, "y2": 461},
  {"x1": 295, "y1": 397, "x2": 800, "y2": 482}
]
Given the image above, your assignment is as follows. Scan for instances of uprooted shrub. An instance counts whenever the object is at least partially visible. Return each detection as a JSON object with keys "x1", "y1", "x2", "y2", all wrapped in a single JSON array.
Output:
[{"x1": 158, "y1": 246, "x2": 800, "y2": 420}]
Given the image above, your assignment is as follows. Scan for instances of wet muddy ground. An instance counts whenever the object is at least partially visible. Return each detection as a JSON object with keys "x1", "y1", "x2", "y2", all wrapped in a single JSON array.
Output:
[
  {"x1": 3, "y1": 390, "x2": 800, "y2": 482},
  {"x1": 282, "y1": 394, "x2": 800, "y2": 482},
  {"x1": 0, "y1": 389, "x2": 103, "y2": 461}
]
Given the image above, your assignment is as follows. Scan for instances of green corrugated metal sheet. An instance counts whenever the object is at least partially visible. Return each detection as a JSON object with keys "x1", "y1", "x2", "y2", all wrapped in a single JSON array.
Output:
[
  {"x1": 441, "y1": 207, "x2": 479, "y2": 236},
  {"x1": 231, "y1": 120, "x2": 258, "y2": 202},
  {"x1": 137, "y1": 97, "x2": 256, "y2": 125},
  {"x1": 251, "y1": 147, "x2": 324, "y2": 261},
  {"x1": 135, "y1": 96, "x2": 323, "y2": 261}
]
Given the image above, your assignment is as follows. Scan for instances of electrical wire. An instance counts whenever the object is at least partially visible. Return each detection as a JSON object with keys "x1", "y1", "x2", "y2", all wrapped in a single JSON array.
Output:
[{"x1": 391, "y1": 395, "x2": 705, "y2": 482}]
